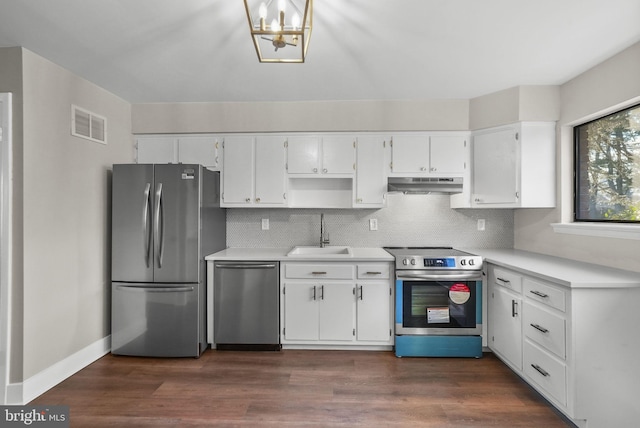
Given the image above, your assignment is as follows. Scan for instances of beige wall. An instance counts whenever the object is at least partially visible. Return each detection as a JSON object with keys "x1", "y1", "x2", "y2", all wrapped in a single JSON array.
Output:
[
  {"x1": 469, "y1": 85, "x2": 560, "y2": 130},
  {"x1": 132, "y1": 99, "x2": 470, "y2": 133},
  {"x1": 514, "y1": 42, "x2": 640, "y2": 272},
  {"x1": 20, "y1": 49, "x2": 133, "y2": 380}
]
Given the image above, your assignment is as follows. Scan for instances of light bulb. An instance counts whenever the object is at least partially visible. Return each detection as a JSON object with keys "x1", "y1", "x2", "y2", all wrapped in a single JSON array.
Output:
[
  {"x1": 259, "y1": 2, "x2": 267, "y2": 19},
  {"x1": 291, "y1": 12, "x2": 300, "y2": 30},
  {"x1": 271, "y1": 18, "x2": 279, "y2": 31},
  {"x1": 278, "y1": 0, "x2": 286, "y2": 13}
]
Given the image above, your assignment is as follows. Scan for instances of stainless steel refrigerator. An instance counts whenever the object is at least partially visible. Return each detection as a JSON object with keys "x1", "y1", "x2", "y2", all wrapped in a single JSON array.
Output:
[{"x1": 111, "y1": 164, "x2": 225, "y2": 357}]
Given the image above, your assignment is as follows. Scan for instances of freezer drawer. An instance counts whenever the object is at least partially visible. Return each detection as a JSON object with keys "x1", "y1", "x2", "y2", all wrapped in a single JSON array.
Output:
[
  {"x1": 111, "y1": 282, "x2": 201, "y2": 357},
  {"x1": 214, "y1": 262, "x2": 280, "y2": 347}
]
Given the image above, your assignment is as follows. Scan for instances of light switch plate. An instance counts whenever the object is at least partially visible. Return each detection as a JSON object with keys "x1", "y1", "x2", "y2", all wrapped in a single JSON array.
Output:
[
  {"x1": 261, "y1": 218, "x2": 269, "y2": 230},
  {"x1": 369, "y1": 219, "x2": 378, "y2": 231},
  {"x1": 477, "y1": 219, "x2": 485, "y2": 231}
]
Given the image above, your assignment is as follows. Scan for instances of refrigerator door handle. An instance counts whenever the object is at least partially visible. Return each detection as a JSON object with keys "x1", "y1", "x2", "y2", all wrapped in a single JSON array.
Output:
[
  {"x1": 142, "y1": 183, "x2": 152, "y2": 268},
  {"x1": 115, "y1": 284, "x2": 195, "y2": 293},
  {"x1": 154, "y1": 183, "x2": 165, "y2": 268}
]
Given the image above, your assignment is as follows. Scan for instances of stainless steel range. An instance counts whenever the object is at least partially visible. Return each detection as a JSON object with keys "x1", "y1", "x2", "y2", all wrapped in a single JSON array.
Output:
[{"x1": 384, "y1": 247, "x2": 483, "y2": 358}]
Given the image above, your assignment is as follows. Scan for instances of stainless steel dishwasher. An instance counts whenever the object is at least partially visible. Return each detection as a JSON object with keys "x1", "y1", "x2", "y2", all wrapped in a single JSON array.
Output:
[{"x1": 213, "y1": 261, "x2": 280, "y2": 350}]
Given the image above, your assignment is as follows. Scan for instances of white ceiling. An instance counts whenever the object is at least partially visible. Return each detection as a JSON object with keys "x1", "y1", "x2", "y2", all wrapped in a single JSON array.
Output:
[{"x1": 0, "y1": 0, "x2": 639, "y2": 104}]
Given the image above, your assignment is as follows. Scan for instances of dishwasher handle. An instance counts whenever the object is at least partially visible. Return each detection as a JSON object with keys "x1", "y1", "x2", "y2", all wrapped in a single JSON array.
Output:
[{"x1": 214, "y1": 263, "x2": 277, "y2": 269}]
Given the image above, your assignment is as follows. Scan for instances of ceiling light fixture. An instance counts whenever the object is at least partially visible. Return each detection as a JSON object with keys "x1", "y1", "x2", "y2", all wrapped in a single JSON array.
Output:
[{"x1": 243, "y1": 0, "x2": 313, "y2": 63}]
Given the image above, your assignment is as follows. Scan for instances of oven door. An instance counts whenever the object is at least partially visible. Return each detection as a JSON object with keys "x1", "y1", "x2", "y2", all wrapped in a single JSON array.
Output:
[{"x1": 395, "y1": 271, "x2": 482, "y2": 336}]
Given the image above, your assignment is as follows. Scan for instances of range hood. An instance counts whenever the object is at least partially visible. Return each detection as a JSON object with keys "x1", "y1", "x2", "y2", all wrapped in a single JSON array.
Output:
[{"x1": 387, "y1": 177, "x2": 463, "y2": 194}]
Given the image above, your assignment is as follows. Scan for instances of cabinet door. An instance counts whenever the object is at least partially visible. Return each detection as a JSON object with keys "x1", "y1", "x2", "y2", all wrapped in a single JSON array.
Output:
[
  {"x1": 391, "y1": 135, "x2": 429, "y2": 174},
  {"x1": 255, "y1": 136, "x2": 287, "y2": 204},
  {"x1": 221, "y1": 136, "x2": 254, "y2": 204},
  {"x1": 356, "y1": 281, "x2": 391, "y2": 342},
  {"x1": 355, "y1": 136, "x2": 386, "y2": 206},
  {"x1": 178, "y1": 136, "x2": 220, "y2": 168},
  {"x1": 489, "y1": 283, "x2": 523, "y2": 370},
  {"x1": 430, "y1": 135, "x2": 466, "y2": 175},
  {"x1": 136, "y1": 137, "x2": 177, "y2": 164},
  {"x1": 319, "y1": 283, "x2": 355, "y2": 341},
  {"x1": 472, "y1": 128, "x2": 518, "y2": 205},
  {"x1": 322, "y1": 136, "x2": 355, "y2": 174},
  {"x1": 287, "y1": 136, "x2": 319, "y2": 174},
  {"x1": 283, "y1": 282, "x2": 319, "y2": 341}
]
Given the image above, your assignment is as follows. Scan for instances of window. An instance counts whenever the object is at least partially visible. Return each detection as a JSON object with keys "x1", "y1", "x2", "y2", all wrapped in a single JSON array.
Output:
[{"x1": 574, "y1": 103, "x2": 640, "y2": 223}]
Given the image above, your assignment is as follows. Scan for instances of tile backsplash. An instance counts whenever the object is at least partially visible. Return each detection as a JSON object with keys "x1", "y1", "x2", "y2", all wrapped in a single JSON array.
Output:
[{"x1": 227, "y1": 194, "x2": 513, "y2": 249}]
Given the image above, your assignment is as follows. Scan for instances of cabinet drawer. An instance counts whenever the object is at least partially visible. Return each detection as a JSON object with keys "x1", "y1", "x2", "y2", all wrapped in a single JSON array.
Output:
[
  {"x1": 356, "y1": 264, "x2": 390, "y2": 279},
  {"x1": 523, "y1": 302, "x2": 566, "y2": 359},
  {"x1": 492, "y1": 268, "x2": 522, "y2": 293},
  {"x1": 524, "y1": 278, "x2": 566, "y2": 312},
  {"x1": 284, "y1": 264, "x2": 354, "y2": 279},
  {"x1": 524, "y1": 340, "x2": 567, "y2": 406}
]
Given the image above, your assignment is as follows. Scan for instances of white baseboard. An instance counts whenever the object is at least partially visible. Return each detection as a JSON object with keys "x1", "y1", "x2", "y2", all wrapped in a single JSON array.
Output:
[{"x1": 10, "y1": 336, "x2": 111, "y2": 405}]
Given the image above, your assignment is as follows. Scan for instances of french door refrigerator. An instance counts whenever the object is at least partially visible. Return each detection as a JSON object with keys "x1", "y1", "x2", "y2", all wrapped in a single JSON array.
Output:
[{"x1": 111, "y1": 164, "x2": 225, "y2": 357}]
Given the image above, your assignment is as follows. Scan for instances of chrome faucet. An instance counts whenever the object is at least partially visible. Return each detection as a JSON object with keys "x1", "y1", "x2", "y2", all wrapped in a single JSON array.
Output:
[{"x1": 320, "y1": 213, "x2": 330, "y2": 247}]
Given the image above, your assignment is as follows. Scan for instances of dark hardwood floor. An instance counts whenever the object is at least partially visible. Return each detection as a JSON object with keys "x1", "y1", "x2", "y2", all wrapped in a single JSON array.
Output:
[{"x1": 32, "y1": 350, "x2": 573, "y2": 427}]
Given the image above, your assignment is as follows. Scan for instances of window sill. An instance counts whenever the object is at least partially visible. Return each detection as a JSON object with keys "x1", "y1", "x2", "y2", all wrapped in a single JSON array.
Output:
[{"x1": 551, "y1": 222, "x2": 640, "y2": 240}]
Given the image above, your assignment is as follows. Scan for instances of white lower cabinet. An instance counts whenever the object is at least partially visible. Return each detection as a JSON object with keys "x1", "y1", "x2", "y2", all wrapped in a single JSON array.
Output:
[
  {"x1": 488, "y1": 276, "x2": 523, "y2": 371},
  {"x1": 488, "y1": 264, "x2": 572, "y2": 422},
  {"x1": 281, "y1": 262, "x2": 393, "y2": 348},
  {"x1": 523, "y1": 340, "x2": 567, "y2": 406},
  {"x1": 355, "y1": 280, "x2": 391, "y2": 342}
]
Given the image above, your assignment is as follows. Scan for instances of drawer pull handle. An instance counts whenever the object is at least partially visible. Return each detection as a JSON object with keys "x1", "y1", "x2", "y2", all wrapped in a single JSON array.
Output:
[
  {"x1": 531, "y1": 364, "x2": 550, "y2": 377},
  {"x1": 312, "y1": 271, "x2": 327, "y2": 275},
  {"x1": 497, "y1": 277, "x2": 511, "y2": 284},
  {"x1": 530, "y1": 323, "x2": 549, "y2": 334},
  {"x1": 365, "y1": 271, "x2": 382, "y2": 275},
  {"x1": 511, "y1": 300, "x2": 518, "y2": 317},
  {"x1": 530, "y1": 290, "x2": 549, "y2": 298}
]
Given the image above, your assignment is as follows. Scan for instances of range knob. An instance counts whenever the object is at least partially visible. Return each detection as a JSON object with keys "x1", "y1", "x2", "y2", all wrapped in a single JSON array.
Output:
[
  {"x1": 410, "y1": 259, "x2": 417, "y2": 266},
  {"x1": 469, "y1": 259, "x2": 475, "y2": 266},
  {"x1": 460, "y1": 259, "x2": 467, "y2": 266},
  {"x1": 402, "y1": 258, "x2": 410, "y2": 266}
]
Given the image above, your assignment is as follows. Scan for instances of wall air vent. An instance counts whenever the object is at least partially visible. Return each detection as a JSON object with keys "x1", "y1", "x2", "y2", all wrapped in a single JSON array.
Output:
[{"x1": 71, "y1": 105, "x2": 107, "y2": 144}]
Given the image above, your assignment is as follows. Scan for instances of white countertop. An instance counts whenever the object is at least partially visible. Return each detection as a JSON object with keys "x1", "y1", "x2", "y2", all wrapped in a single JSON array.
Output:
[
  {"x1": 465, "y1": 248, "x2": 640, "y2": 289},
  {"x1": 205, "y1": 247, "x2": 395, "y2": 262}
]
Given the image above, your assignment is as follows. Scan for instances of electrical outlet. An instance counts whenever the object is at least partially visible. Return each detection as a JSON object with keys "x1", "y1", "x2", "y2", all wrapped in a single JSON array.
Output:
[
  {"x1": 261, "y1": 218, "x2": 269, "y2": 230},
  {"x1": 477, "y1": 219, "x2": 485, "y2": 231},
  {"x1": 369, "y1": 219, "x2": 378, "y2": 231}
]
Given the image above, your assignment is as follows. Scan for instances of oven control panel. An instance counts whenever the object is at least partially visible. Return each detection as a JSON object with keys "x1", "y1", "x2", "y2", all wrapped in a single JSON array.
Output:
[{"x1": 397, "y1": 255, "x2": 482, "y2": 270}]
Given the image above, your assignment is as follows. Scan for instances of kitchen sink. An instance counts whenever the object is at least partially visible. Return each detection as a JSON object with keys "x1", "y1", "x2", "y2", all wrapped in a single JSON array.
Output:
[{"x1": 287, "y1": 246, "x2": 353, "y2": 257}]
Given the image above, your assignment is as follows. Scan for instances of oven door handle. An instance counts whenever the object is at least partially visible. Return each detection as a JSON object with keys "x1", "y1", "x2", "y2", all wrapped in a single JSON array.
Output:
[{"x1": 396, "y1": 272, "x2": 481, "y2": 281}]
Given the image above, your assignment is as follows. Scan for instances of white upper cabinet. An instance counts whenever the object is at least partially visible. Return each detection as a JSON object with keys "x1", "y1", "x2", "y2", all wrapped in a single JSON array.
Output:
[
  {"x1": 322, "y1": 136, "x2": 356, "y2": 174},
  {"x1": 430, "y1": 135, "x2": 467, "y2": 175},
  {"x1": 221, "y1": 135, "x2": 287, "y2": 207},
  {"x1": 461, "y1": 122, "x2": 556, "y2": 208},
  {"x1": 287, "y1": 135, "x2": 355, "y2": 175},
  {"x1": 389, "y1": 135, "x2": 430, "y2": 174},
  {"x1": 389, "y1": 134, "x2": 467, "y2": 177},
  {"x1": 136, "y1": 135, "x2": 221, "y2": 169},
  {"x1": 178, "y1": 136, "x2": 221, "y2": 169},
  {"x1": 255, "y1": 136, "x2": 288, "y2": 204},
  {"x1": 136, "y1": 136, "x2": 177, "y2": 164},
  {"x1": 354, "y1": 136, "x2": 387, "y2": 207},
  {"x1": 286, "y1": 136, "x2": 318, "y2": 174}
]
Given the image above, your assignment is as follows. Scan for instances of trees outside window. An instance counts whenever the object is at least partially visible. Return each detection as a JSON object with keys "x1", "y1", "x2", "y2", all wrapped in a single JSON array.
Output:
[{"x1": 574, "y1": 104, "x2": 640, "y2": 222}]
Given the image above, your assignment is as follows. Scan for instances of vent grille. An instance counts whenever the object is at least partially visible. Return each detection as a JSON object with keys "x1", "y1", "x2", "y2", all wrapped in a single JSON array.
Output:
[{"x1": 72, "y1": 105, "x2": 107, "y2": 144}]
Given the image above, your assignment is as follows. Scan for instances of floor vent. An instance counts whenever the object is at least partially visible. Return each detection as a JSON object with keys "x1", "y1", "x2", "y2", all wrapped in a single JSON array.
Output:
[{"x1": 71, "y1": 105, "x2": 107, "y2": 144}]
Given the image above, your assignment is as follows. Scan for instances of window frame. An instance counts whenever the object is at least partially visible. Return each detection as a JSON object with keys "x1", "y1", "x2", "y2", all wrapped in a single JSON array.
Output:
[{"x1": 573, "y1": 102, "x2": 640, "y2": 224}]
